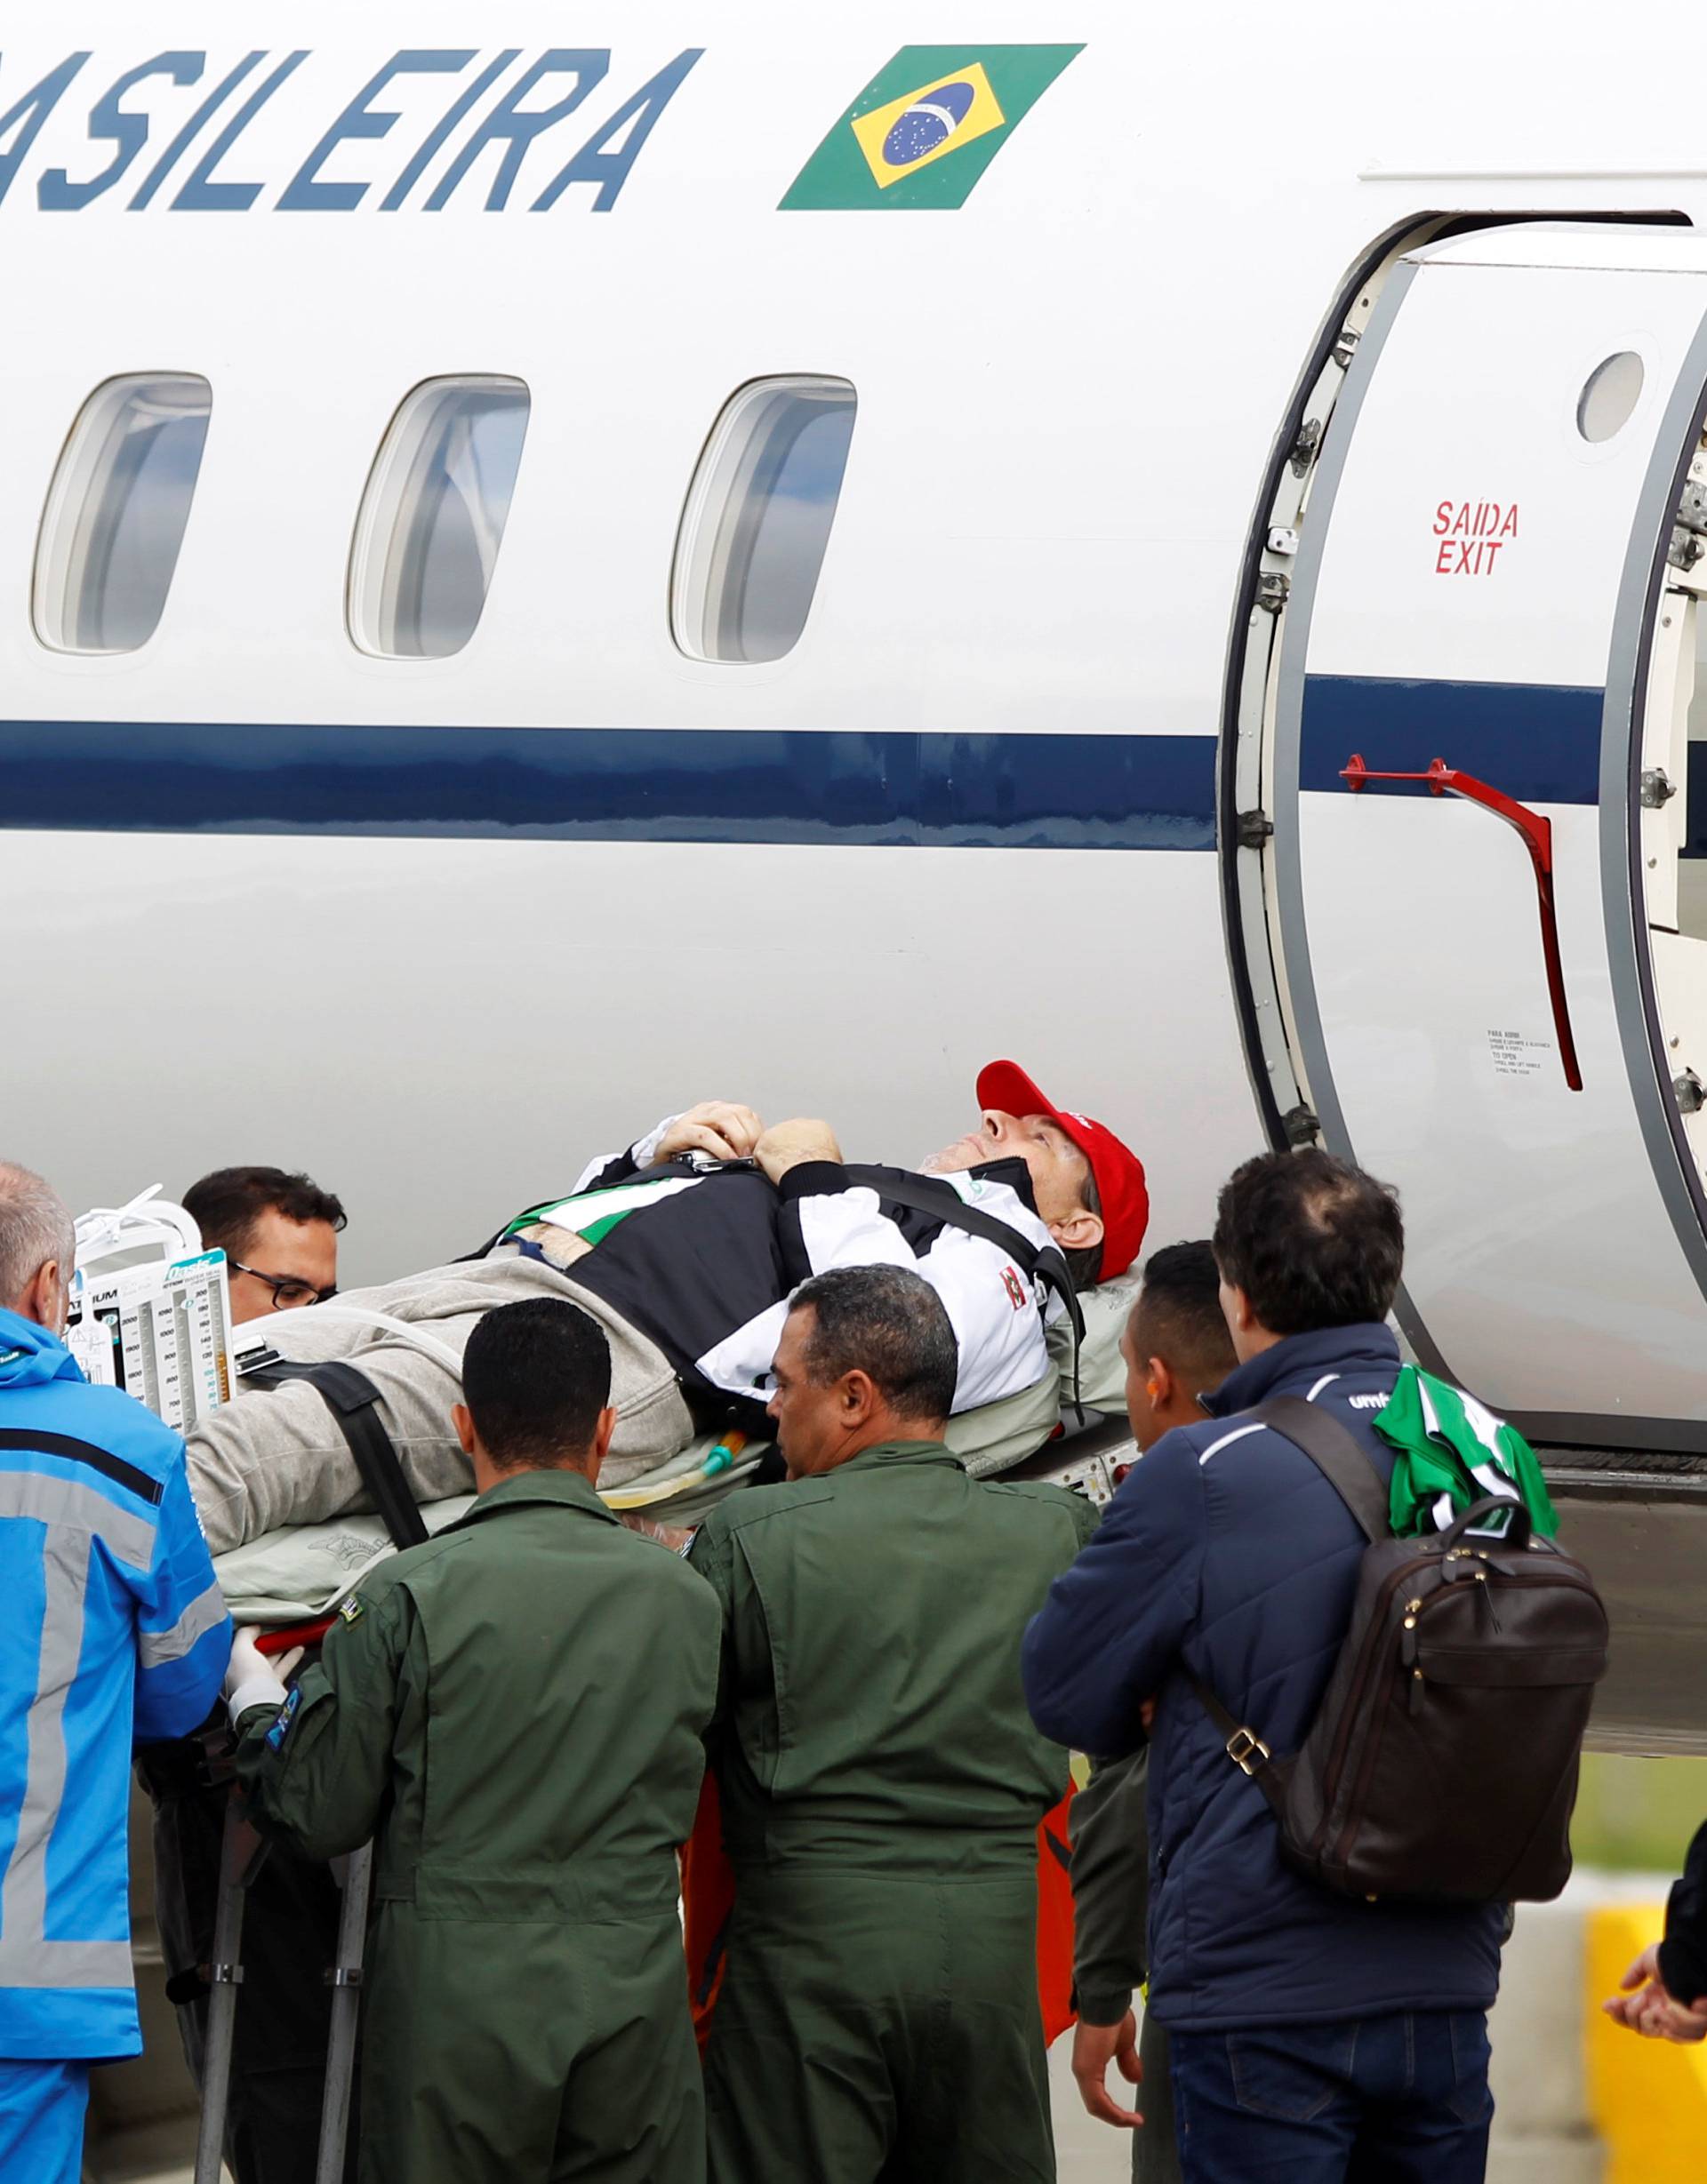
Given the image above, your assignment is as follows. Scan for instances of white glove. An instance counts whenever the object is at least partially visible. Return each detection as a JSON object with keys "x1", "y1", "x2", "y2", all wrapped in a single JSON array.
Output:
[{"x1": 222, "y1": 1629, "x2": 304, "y2": 1724}]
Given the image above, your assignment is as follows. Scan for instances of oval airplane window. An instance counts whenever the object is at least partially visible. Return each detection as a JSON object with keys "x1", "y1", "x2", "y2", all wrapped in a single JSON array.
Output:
[
  {"x1": 349, "y1": 377, "x2": 530, "y2": 660},
  {"x1": 672, "y1": 377, "x2": 857, "y2": 663},
  {"x1": 1577, "y1": 350, "x2": 1645, "y2": 443},
  {"x1": 34, "y1": 373, "x2": 212, "y2": 654}
]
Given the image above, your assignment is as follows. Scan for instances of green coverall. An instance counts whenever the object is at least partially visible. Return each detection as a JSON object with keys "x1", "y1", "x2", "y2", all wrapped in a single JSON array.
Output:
[
  {"x1": 1070, "y1": 1750, "x2": 1178, "y2": 2184},
  {"x1": 687, "y1": 1438, "x2": 1098, "y2": 2184},
  {"x1": 235, "y1": 1468, "x2": 719, "y2": 2184}
]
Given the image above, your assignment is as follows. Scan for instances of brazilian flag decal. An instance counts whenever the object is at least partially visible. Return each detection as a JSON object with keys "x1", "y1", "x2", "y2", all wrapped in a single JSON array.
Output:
[{"x1": 781, "y1": 45, "x2": 1085, "y2": 211}]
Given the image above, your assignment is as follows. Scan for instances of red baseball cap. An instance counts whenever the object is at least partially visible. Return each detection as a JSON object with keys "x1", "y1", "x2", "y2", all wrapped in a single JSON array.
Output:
[{"x1": 974, "y1": 1060, "x2": 1149, "y2": 1283}]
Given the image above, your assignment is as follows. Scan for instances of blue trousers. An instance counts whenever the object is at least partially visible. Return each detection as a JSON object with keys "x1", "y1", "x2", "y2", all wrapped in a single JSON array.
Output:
[
  {"x1": 1168, "y1": 2011, "x2": 1493, "y2": 2183},
  {"x1": 0, "y1": 2059, "x2": 91, "y2": 2184}
]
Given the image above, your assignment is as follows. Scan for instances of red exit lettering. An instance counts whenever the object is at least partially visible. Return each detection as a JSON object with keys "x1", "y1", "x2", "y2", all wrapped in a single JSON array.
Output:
[{"x1": 1431, "y1": 499, "x2": 1519, "y2": 576}]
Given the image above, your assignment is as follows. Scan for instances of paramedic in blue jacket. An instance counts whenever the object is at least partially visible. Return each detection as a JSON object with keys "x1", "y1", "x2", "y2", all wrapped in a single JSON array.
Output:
[
  {"x1": 1023, "y1": 1150, "x2": 1504, "y2": 2184},
  {"x1": 0, "y1": 1162, "x2": 231, "y2": 2184}
]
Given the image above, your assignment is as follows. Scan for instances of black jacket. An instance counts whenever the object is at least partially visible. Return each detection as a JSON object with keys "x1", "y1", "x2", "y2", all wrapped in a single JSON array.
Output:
[
  {"x1": 509, "y1": 1145, "x2": 1062, "y2": 1422},
  {"x1": 1663, "y1": 1821, "x2": 1707, "y2": 2004}
]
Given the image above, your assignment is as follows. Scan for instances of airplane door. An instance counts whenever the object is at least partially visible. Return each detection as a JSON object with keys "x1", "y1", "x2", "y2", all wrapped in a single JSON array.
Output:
[{"x1": 1254, "y1": 226, "x2": 1707, "y2": 1450}]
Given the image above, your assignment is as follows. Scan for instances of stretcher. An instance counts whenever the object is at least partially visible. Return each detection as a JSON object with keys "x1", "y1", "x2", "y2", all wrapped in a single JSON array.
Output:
[{"x1": 209, "y1": 1275, "x2": 1140, "y2": 1621}]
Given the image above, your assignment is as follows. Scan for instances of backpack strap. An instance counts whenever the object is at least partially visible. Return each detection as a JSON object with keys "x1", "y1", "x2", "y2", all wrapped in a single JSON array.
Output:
[
  {"x1": 1190, "y1": 1674, "x2": 1290, "y2": 1819},
  {"x1": 1190, "y1": 1392, "x2": 1390, "y2": 1806},
  {"x1": 241, "y1": 1360, "x2": 429, "y2": 1550},
  {"x1": 845, "y1": 1168, "x2": 1087, "y2": 1420},
  {"x1": 1251, "y1": 1395, "x2": 1390, "y2": 1544}
]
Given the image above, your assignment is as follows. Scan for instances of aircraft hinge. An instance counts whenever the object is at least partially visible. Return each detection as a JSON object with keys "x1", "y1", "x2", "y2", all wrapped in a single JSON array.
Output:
[
  {"x1": 1236, "y1": 808, "x2": 1275, "y2": 849},
  {"x1": 1280, "y1": 1104, "x2": 1320, "y2": 1147},
  {"x1": 1332, "y1": 324, "x2": 1361, "y2": 371},
  {"x1": 1255, "y1": 571, "x2": 1291, "y2": 614},
  {"x1": 1288, "y1": 418, "x2": 1324, "y2": 477},
  {"x1": 1642, "y1": 767, "x2": 1679, "y2": 810},
  {"x1": 1266, "y1": 525, "x2": 1300, "y2": 557},
  {"x1": 1671, "y1": 476, "x2": 1707, "y2": 569},
  {"x1": 1674, "y1": 1068, "x2": 1705, "y2": 1116},
  {"x1": 1668, "y1": 524, "x2": 1705, "y2": 573}
]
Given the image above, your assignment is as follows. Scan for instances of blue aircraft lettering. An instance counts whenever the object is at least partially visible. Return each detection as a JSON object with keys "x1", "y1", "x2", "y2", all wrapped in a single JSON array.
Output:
[
  {"x1": 0, "y1": 53, "x2": 91, "y2": 206},
  {"x1": 279, "y1": 49, "x2": 475, "y2": 212},
  {"x1": 37, "y1": 52, "x2": 202, "y2": 210},
  {"x1": 7, "y1": 46, "x2": 706, "y2": 213}
]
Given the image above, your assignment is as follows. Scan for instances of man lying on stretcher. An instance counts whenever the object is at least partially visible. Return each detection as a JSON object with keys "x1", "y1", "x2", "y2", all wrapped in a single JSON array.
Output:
[{"x1": 186, "y1": 1060, "x2": 1148, "y2": 1555}]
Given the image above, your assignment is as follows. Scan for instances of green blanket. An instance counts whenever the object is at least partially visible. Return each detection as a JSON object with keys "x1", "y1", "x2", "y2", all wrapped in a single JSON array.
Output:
[{"x1": 1374, "y1": 1366, "x2": 1557, "y2": 1540}]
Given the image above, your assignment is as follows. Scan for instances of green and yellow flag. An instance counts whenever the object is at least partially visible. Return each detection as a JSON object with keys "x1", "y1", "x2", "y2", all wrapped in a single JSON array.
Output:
[{"x1": 781, "y1": 45, "x2": 1085, "y2": 212}]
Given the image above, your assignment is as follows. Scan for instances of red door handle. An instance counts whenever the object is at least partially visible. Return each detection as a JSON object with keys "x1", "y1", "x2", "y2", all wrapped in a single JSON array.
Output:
[{"x1": 1341, "y1": 753, "x2": 1583, "y2": 1092}]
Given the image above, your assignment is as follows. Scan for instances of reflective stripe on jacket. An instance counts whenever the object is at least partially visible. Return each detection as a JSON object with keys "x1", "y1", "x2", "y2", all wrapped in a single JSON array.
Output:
[{"x1": 0, "y1": 1307, "x2": 230, "y2": 2059}]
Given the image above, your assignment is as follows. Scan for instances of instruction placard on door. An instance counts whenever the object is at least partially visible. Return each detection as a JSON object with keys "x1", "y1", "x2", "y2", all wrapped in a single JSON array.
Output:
[
  {"x1": 1486, "y1": 1028, "x2": 1551, "y2": 1081},
  {"x1": 66, "y1": 1249, "x2": 236, "y2": 1433}
]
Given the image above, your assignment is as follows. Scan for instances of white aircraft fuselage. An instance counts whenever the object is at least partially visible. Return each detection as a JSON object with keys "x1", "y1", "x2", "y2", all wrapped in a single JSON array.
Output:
[{"x1": 6, "y1": 5, "x2": 1707, "y2": 1740}]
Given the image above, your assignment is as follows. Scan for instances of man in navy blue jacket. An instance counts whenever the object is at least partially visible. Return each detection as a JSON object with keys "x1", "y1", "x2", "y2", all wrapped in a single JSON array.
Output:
[{"x1": 1024, "y1": 1150, "x2": 1503, "y2": 2183}]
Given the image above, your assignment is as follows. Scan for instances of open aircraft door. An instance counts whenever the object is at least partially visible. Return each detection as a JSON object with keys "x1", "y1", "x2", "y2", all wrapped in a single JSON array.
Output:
[{"x1": 1231, "y1": 224, "x2": 1707, "y2": 1456}]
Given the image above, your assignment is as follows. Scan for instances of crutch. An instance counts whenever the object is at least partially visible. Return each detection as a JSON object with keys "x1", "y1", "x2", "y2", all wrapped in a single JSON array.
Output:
[
  {"x1": 314, "y1": 1840, "x2": 374, "y2": 2184},
  {"x1": 193, "y1": 1795, "x2": 272, "y2": 2184}
]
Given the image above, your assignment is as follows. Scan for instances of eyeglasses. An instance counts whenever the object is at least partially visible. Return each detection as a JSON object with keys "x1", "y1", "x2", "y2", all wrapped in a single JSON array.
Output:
[{"x1": 228, "y1": 1262, "x2": 338, "y2": 1312}]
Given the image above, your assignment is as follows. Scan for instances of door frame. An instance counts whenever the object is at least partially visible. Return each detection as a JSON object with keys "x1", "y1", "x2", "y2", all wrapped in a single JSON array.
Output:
[{"x1": 1224, "y1": 220, "x2": 1707, "y2": 1451}]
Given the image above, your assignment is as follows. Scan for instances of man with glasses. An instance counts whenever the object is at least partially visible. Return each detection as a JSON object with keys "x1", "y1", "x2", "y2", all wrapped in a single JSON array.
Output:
[
  {"x1": 183, "y1": 1166, "x2": 345, "y2": 1324},
  {"x1": 138, "y1": 1163, "x2": 348, "y2": 2182}
]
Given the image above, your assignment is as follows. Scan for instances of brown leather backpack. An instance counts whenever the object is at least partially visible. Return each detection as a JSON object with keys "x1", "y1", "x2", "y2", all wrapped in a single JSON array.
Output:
[{"x1": 1196, "y1": 1395, "x2": 1609, "y2": 1905}]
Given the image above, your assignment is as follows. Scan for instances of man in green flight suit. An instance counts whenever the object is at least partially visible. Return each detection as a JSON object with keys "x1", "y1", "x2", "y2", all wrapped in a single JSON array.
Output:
[
  {"x1": 223, "y1": 1298, "x2": 719, "y2": 2184},
  {"x1": 689, "y1": 1261, "x2": 1098, "y2": 2184}
]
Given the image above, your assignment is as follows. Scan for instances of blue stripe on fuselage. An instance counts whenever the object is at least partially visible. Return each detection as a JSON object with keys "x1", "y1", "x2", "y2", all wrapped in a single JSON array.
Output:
[
  {"x1": 0, "y1": 721, "x2": 1216, "y2": 851},
  {"x1": 1299, "y1": 675, "x2": 1605, "y2": 805}
]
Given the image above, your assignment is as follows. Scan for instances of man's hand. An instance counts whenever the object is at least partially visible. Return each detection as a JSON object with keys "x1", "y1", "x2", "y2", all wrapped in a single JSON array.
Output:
[
  {"x1": 620, "y1": 1514, "x2": 694, "y2": 1553},
  {"x1": 221, "y1": 1630, "x2": 304, "y2": 1725},
  {"x1": 755, "y1": 1119, "x2": 844, "y2": 1185},
  {"x1": 1604, "y1": 1943, "x2": 1707, "y2": 2042},
  {"x1": 1070, "y1": 2010, "x2": 1143, "y2": 2129},
  {"x1": 656, "y1": 1102, "x2": 764, "y2": 1164}
]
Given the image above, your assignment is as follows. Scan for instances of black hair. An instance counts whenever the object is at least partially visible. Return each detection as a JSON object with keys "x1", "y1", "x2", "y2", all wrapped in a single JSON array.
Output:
[
  {"x1": 1130, "y1": 1240, "x2": 1237, "y2": 1388},
  {"x1": 184, "y1": 1166, "x2": 347, "y2": 1260},
  {"x1": 789, "y1": 1264, "x2": 958, "y2": 1426},
  {"x1": 1211, "y1": 1148, "x2": 1403, "y2": 1338},
  {"x1": 461, "y1": 1298, "x2": 613, "y2": 1470}
]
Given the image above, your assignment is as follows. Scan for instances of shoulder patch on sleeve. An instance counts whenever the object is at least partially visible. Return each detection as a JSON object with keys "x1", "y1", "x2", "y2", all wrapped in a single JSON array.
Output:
[
  {"x1": 338, "y1": 1594, "x2": 365, "y2": 1624},
  {"x1": 265, "y1": 1684, "x2": 302, "y2": 1751}
]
